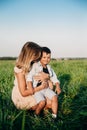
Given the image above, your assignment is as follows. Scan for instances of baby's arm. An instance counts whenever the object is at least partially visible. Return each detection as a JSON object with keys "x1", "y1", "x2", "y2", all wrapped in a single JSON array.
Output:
[
  {"x1": 50, "y1": 68, "x2": 61, "y2": 94},
  {"x1": 48, "y1": 79, "x2": 61, "y2": 95},
  {"x1": 55, "y1": 82, "x2": 61, "y2": 95},
  {"x1": 48, "y1": 80, "x2": 53, "y2": 90}
]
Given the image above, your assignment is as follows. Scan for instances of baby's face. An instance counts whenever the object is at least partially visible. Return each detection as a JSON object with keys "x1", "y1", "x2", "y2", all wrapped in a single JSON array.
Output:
[{"x1": 40, "y1": 52, "x2": 51, "y2": 66}]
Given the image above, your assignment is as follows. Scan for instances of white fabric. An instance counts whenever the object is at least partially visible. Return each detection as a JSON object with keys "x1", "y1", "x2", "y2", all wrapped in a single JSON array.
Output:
[
  {"x1": 11, "y1": 66, "x2": 37, "y2": 110},
  {"x1": 26, "y1": 61, "x2": 60, "y2": 87},
  {"x1": 34, "y1": 88, "x2": 56, "y2": 104}
]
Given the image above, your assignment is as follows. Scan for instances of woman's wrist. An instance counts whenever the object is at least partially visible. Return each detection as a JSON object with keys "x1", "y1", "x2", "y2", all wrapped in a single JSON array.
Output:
[
  {"x1": 34, "y1": 85, "x2": 43, "y2": 92},
  {"x1": 40, "y1": 84, "x2": 44, "y2": 90}
]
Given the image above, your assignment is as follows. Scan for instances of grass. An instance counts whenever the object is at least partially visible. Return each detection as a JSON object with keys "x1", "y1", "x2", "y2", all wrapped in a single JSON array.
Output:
[{"x1": 0, "y1": 59, "x2": 87, "y2": 130}]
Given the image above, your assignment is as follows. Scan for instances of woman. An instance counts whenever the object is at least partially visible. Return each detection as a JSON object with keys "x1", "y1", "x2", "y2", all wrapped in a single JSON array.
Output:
[{"x1": 11, "y1": 41, "x2": 50, "y2": 112}]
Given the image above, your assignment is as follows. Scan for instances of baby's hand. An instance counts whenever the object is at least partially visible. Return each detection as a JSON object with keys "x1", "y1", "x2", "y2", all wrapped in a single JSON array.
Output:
[
  {"x1": 55, "y1": 83, "x2": 61, "y2": 95},
  {"x1": 55, "y1": 88, "x2": 61, "y2": 95}
]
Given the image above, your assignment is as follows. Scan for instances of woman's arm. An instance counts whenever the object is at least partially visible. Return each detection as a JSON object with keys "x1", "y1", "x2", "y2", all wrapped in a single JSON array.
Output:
[
  {"x1": 27, "y1": 80, "x2": 48, "y2": 93},
  {"x1": 16, "y1": 72, "x2": 34, "y2": 97},
  {"x1": 16, "y1": 71, "x2": 49, "y2": 96},
  {"x1": 34, "y1": 81, "x2": 48, "y2": 93}
]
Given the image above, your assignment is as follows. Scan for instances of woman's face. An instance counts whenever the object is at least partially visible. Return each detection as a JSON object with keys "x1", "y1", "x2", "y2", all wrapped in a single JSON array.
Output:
[{"x1": 32, "y1": 52, "x2": 41, "y2": 62}]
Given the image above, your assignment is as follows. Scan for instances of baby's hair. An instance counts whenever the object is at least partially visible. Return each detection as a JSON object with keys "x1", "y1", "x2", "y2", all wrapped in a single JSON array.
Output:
[{"x1": 41, "y1": 47, "x2": 51, "y2": 54}]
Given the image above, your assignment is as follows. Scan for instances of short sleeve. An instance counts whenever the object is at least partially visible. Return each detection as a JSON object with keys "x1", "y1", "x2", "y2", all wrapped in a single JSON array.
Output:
[{"x1": 14, "y1": 66, "x2": 23, "y2": 73}]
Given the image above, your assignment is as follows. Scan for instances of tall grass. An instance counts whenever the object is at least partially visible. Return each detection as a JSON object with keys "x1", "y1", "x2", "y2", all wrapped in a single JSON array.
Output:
[{"x1": 0, "y1": 59, "x2": 87, "y2": 130}]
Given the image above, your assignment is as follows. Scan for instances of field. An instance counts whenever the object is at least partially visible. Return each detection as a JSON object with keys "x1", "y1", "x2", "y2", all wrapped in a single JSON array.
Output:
[{"x1": 0, "y1": 59, "x2": 87, "y2": 130}]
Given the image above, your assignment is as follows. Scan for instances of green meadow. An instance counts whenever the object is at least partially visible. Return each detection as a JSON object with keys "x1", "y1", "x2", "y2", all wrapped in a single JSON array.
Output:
[{"x1": 0, "y1": 59, "x2": 87, "y2": 130}]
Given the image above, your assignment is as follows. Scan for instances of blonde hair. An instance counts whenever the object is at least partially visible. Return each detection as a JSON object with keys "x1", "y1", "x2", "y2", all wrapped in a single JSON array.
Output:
[{"x1": 16, "y1": 41, "x2": 42, "y2": 73}]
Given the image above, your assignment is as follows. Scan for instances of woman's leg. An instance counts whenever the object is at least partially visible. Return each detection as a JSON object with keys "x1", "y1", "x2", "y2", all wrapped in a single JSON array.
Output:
[{"x1": 31, "y1": 104, "x2": 38, "y2": 110}]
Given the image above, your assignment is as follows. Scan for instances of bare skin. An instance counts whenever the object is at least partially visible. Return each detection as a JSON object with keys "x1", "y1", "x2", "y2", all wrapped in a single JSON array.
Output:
[
  {"x1": 16, "y1": 70, "x2": 61, "y2": 115},
  {"x1": 16, "y1": 71, "x2": 48, "y2": 97},
  {"x1": 27, "y1": 80, "x2": 49, "y2": 115},
  {"x1": 33, "y1": 72, "x2": 50, "y2": 82},
  {"x1": 33, "y1": 71, "x2": 61, "y2": 116},
  {"x1": 16, "y1": 70, "x2": 49, "y2": 115}
]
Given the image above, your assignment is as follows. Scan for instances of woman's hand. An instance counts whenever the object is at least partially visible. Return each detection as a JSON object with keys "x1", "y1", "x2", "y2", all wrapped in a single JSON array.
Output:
[
  {"x1": 42, "y1": 80, "x2": 49, "y2": 89},
  {"x1": 34, "y1": 80, "x2": 48, "y2": 93},
  {"x1": 33, "y1": 72, "x2": 49, "y2": 82}
]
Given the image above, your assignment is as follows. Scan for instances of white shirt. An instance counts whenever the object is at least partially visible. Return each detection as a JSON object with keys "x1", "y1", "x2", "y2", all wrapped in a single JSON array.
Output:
[{"x1": 26, "y1": 61, "x2": 60, "y2": 87}]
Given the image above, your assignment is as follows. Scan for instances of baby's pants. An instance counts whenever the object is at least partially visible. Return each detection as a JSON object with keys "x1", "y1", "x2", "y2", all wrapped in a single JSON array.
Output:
[{"x1": 34, "y1": 88, "x2": 56, "y2": 104}]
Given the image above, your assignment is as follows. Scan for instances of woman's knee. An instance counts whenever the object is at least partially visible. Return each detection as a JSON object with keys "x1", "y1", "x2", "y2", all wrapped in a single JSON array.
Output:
[{"x1": 31, "y1": 104, "x2": 38, "y2": 110}]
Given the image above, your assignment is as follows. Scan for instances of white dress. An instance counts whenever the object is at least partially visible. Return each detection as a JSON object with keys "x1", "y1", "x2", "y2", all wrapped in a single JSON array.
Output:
[{"x1": 11, "y1": 66, "x2": 36, "y2": 110}]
